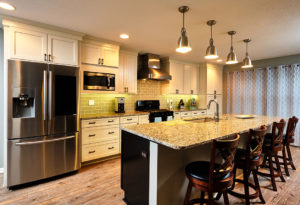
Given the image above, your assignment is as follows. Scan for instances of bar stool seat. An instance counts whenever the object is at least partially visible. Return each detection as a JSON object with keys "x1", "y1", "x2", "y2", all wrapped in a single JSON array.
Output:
[{"x1": 185, "y1": 161, "x2": 231, "y2": 182}]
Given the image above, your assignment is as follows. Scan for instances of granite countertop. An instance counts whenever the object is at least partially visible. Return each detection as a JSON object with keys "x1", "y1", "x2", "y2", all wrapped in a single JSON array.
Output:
[
  {"x1": 80, "y1": 111, "x2": 149, "y2": 120},
  {"x1": 121, "y1": 114, "x2": 283, "y2": 150}
]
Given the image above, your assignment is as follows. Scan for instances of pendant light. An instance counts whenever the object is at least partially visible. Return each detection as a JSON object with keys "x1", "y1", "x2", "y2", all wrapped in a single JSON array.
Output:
[
  {"x1": 226, "y1": 31, "x2": 238, "y2": 64},
  {"x1": 176, "y1": 6, "x2": 192, "y2": 53},
  {"x1": 205, "y1": 20, "x2": 218, "y2": 59},
  {"x1": 241, "y1": 38, "x2": 253, "y2": 68}
]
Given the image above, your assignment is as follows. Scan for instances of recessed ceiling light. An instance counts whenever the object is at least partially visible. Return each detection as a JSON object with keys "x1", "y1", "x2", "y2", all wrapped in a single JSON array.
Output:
[
  {"x1": 217, "y1": 59, "x2": 223, "y2": 62},
  {"x1": 0, "y1": 2, "x2": 15, "y2": 10},
  {"x1": 120, "y1": 34, "x2": 129, "y2": 39}
]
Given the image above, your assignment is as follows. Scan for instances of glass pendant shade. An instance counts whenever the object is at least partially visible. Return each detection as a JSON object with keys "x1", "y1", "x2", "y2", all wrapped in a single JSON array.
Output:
[
  {"x1": 241, "y1": 38, "x2": 253, "y2": 68},
  {"x1": 176, "y1": 6, "x2": 191, "y2": 54},
  {"x1": 205, "y1": 20, "x2": 218, "y2": 59},
  {"x1": 226, "y1": 31, "x2": 238, "y2": 64},
  {"x1": 176, "y1": 28, "x2": 192, "y2": 53}
]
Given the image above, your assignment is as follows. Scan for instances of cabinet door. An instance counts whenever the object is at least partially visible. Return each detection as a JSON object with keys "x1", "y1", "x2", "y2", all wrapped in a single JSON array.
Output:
[
  {"x1": 81, "y1": 43, "x2": 101, "y2": 65},
  {"x1": 183, "y1": 65, "x2": 191, "y2": 94},
  {"x1": 190, "y1": 64, "x2": 198, "y2": 94},
  {"x1": 10, "y1": 27, "x2": 48, "y2": 62},
  {"x1": 170, "y1": 61, "x2": 184, "y2": 94},
  {"x1": 117, "y1": 53, "x2": 125, "y2": 93},
  {"x1": 102, "y1": 46, "x2": 119, "y2": 67},
  {"x1": 124, "y1": 54, "x2": 137, "y2": 94},
  {"x1": 207, "y1": 65, "x2": 223, "y2": 95},
  {"x1": 48, "y1": 35, "x2": 78, "y2": 66}
]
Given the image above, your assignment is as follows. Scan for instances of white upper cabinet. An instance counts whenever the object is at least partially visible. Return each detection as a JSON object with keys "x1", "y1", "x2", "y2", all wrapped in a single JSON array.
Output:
[
  {"x1": 81, "y1": 42, "x2": 119, "y2": 68},
  {"x1": 118, "y1": 51, "x2": 137, "y2": 94},
  {"x1": 183, "y1": 64, "x2": 198, "y2": 95},
  {"x1": 48, "y1": 35, "x2": 78, "y2": 66},
  {"x1": 10, "y1": 27, "x2": 48, "y2": 62},
  {"x1": 6, "y1": 21, "x2": 81, "y2": 66},
  {"x1": 199, "y1": 63, "x2": 223, "y2": 95},
  {"x1": 161, "y1": 58, "x2": 198, "y2": 95},
  {"x1": 169, "y1": 61, "x2": 184, "y2": 94}
]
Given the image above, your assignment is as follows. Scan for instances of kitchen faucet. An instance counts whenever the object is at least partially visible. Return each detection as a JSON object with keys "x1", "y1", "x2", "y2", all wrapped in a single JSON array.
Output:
[{"x1": 207, "y1": 91, "x2": 219, "y2": 122}]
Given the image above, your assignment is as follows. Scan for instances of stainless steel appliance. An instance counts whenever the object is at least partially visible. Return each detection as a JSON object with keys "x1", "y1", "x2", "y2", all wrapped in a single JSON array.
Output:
[
  {"x1": 115, "y1": 97, "x2": 125, "y2": 113},
  {"x1": 83, "y1": 71, "x2": 115, "y2": 91},
  {"x1": 7, "y1": 60, "x2": 80, "y2": 187},
  {"x1": 136, "y1": 100, "x2": 173, "y2": 122},
  {"x1": 138, "y1": 54, "x2": 172, "y2": 80}
]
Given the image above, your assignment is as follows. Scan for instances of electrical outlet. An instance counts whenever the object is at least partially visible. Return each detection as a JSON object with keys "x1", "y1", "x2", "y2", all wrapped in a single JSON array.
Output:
[{"x1": 89, "y1": 100, "x2": 95, "y2": 106}]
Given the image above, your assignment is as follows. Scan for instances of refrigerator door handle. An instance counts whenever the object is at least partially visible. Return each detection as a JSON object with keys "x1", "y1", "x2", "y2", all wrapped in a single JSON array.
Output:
[
  {"x1": 15, "y1": 135, "x2": 75, "y2": 146},
  {"x1": 48, "y1": 70, "x2": 53, "y2": 121},
  {"x1": 43, "y1": 70, "x2": 47, "y2": 121}
]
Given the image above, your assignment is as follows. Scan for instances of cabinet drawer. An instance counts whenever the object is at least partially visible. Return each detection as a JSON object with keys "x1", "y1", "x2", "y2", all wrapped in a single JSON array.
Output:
[
  {"x1": 120, "y1": 116, "x2": 138, "y2": 124},
  {"x1": 138, "y1": 115, "x2": 149, "y2": 124},
  {"x1": 180, "y1": 111, "x2": 192, "y2": 118},
  {"x1": 82, "y1": 140, "x2": 120, "y2": 162},
  {"x1": 174, "y1": 112, "x2": 181, "y2": 120},
  {"x1": 82, "y1": 126, "x2": 119, "y2": 145},
  {"x1": 82, "y1": 117, "x2": 119, "y2": 128}
]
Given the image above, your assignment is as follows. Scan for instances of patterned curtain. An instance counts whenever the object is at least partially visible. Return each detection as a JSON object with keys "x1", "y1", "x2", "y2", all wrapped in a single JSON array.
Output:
[{"x1": 227, "y1": 64, "x2": 300, "y2": 146}]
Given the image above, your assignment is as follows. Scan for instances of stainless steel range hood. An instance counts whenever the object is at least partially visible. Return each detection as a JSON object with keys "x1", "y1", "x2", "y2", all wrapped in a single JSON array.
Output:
[{"x1": 138, "y1": 54, "x2": 172, "y2": 80}]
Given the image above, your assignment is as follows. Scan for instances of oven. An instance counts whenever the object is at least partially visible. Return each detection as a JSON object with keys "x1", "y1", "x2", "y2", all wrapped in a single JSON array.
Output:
[{"x1": 83, "y1": 71, "x2": 115, "y2": 91}]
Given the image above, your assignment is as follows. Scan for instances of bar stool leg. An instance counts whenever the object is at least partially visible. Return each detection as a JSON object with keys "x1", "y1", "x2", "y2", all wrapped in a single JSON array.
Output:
[
  {"x1": 223, "y1": 191, "x2": 229, "y2": 205},
  {"x1": 183, "y1": 181, "x2": 192, "y2": 205},
  {"x1": 208, "y1": 191, "x2": 214, "y2": 205},
  {"x1": 230, "y1": 167, "x2": 237, "y2": 190},
  {"x1": 287, "y1": 145, "x2": 296, "y2": 170},
  {"x1": 243, "y1": 169, "x2": 250, "y2": 205},
  {"x1": 282, "y1": 145, "x2": 290, "y2": 176},
  {"x1": 253, "y1": 170, "x2": 265, "y2": 203},
  {"x1": 275, "y1": 154, "x2": 285, "y2": 182},
  {"x1": 268, "y1": 155, "x2": 277, "y2": 191},
  {"x1": 200, "y1": 191, "x2": 205, "y2": 205}
]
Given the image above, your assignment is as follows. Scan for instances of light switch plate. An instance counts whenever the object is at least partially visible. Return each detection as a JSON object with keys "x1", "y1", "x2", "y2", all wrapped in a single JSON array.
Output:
[{"x1": 89, "y1": 100, "x2": 95, "y2": 106}]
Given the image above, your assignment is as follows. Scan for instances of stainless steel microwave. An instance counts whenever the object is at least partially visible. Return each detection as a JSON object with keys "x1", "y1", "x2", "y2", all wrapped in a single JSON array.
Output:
[{"x1": 83, "y1": 71, "x2": 115, "y2": 91}]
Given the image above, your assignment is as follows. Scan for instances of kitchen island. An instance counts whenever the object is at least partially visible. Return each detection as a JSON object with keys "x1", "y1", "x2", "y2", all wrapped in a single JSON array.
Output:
[{"x1": 120, "y1": 115, "x2": 282, "y2": 205}]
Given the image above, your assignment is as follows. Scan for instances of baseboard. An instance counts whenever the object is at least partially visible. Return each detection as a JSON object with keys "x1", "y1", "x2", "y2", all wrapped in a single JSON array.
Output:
[{"x1": 0, "y1": 168, "x2": 4, "y2": 173}]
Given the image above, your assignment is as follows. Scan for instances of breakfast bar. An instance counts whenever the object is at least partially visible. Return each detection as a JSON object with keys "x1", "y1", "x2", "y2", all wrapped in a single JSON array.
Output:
[{"x1": 120, "y1": 115, "x2": 282, "y2": 205}]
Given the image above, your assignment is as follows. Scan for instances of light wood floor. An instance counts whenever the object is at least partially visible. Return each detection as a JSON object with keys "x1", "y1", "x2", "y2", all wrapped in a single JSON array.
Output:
[{"x1": 0, "y1": 147, "x2": 299, "y2": 205}]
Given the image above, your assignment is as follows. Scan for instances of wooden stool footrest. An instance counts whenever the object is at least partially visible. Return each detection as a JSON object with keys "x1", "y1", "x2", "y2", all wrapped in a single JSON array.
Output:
[{"x1": 228, "y1": 179, "x2": 259, "y2": 200}]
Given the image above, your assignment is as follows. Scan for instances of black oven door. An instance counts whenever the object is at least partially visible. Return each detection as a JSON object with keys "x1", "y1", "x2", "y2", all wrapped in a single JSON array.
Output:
[{"x1": 84, "y1": 71, "x2": 115, "y2": 91}]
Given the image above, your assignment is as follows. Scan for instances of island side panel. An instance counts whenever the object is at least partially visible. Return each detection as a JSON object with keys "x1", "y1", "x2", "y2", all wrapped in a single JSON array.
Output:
[
  {"x1": 156, "y1": 143, "x2": 211, "y2": 205},
  {"x1": 121, "y1": 130, "x2": 150, "y2": 205}
]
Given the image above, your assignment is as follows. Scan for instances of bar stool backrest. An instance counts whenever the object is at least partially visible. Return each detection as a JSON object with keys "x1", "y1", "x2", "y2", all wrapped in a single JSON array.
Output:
[
  {"x1": 210, "y1": 134, "x2": 240, "y2": 180},
  {"x1": 270, "y1": 119, "x2": 286, "y2": 149},
  {"x1": 285, "y1": 116, "x2": 299, "y2": 144},
  {"x1": 246, "y1": 125, "x2": 267, "y2": 161}
]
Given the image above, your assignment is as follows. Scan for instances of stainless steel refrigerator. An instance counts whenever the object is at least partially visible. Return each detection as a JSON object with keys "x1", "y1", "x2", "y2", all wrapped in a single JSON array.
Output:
[{"x1": 7, "y1": 60, "x2": 80, "y2": 187}]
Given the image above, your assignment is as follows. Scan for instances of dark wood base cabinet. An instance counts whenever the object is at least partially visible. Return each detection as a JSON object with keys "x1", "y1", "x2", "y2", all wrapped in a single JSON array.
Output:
[{"x1": 121, "y1": 130, "x2": 150, "y2": 205}]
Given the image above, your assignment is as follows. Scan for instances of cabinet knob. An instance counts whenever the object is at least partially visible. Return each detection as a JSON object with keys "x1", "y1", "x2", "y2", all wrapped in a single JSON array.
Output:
[{"x1": 176, "y1": 89, "x2": 179, "y2": 94}]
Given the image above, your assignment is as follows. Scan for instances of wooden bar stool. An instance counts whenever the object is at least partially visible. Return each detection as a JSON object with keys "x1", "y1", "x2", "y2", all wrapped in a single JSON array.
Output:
[
  {"x1": 258, "y1": 119, "x2": 286, "y2": 191},
  {"x1": 228, "y1": 125, "x2": 267, "y2": 205},
  {"x1": 279, "y1": 116, "x2": 298, "y2": 176},
  {"x1": 183, "y1": 134, "x2": 240, "y2": 205}
]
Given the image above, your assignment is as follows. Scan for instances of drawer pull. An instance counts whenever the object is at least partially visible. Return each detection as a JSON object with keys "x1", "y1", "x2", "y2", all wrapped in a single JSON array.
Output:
[
  {"x1": 88, "y1": 122, "x2": 96, "y2": 125},
  {"x1": 89, "y1": 150, "x2": 96, "y2": 154},
  {"x1": 127, "y1": 118, "x2": 133, "y2": 121},
  {"x1": 108, "y1": 146, "x2": 115, "y2": 150},
  {"x1": 107, "y1": 120, "x2": 114, "y2": 123},
  {"x1": 108, "y1": 131, "x2": 115, "y2": 134},
  {"x1": 88, "y1": 134, "x2": 96, "y2": 137}
]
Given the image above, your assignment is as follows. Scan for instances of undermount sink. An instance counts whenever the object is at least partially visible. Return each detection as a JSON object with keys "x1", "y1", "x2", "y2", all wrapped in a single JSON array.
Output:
[{"x1": 183, "y1": 117, "x2": 225, "y2": 123}]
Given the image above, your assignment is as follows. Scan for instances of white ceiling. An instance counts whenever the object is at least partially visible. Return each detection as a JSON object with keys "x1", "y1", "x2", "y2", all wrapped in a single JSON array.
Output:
[{"x1": 1, "y1": 0, "x2": 300, "y2": 64}]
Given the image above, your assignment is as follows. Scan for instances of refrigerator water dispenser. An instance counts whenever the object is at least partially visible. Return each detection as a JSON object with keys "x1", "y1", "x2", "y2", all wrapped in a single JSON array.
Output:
[{"x1": 12, "y1": 89, "x2": 35, "y2": 118}]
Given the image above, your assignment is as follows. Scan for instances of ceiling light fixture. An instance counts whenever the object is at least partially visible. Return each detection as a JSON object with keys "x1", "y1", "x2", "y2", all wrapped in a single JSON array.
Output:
[
  {"x1": 226, "y1": 31, "x2": 238, "y2": 64},
  {"x1": 205, "y1": 20, "x2": 218, "y2": 59},
  {"x1": 0, "y1": 2, "x2": 15, "y2": 10},
  {"x1": 176, "y1": 6, "x2": 192, "y2": 54},
  {"x1": 241, "y1": 38, "x2": 253, "y2": 68},
  {"x1": 120, "y1": 34, "x2": 129, "y2": 39}
]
